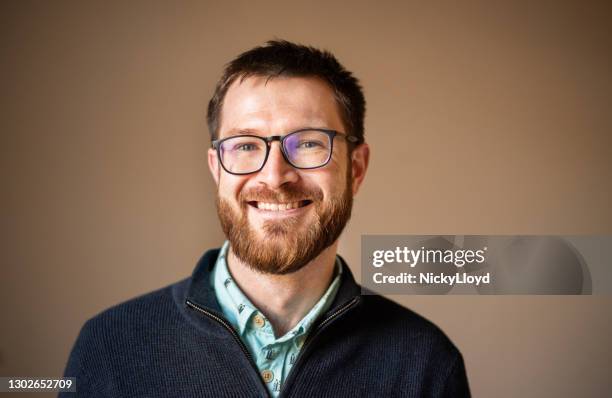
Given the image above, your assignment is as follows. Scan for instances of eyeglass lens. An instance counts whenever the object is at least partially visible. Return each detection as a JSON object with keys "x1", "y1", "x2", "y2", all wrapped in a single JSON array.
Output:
[{"x1": 218, "y1": 130, "x2": 332, "y2": 174}]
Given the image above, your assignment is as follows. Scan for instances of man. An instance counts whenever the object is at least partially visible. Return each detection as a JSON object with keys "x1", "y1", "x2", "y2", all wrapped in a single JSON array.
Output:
[{"x1": 62, "y1": 40, "x2": 470, "y2": 397}]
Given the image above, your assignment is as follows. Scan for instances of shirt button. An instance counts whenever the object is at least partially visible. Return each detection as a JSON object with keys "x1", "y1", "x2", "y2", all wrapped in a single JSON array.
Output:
[
  {"x1": 261, "y1": 369, "x2": 274, "y2": 383},
  {"x1": 253, "y1": 314, "x2": 266, "y2": 328}
]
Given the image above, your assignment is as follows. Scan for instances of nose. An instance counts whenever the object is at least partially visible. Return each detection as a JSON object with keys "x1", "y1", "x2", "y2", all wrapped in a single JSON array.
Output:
[{"x1": 256, "y1": 141, "x2": 299, "y2": 188}]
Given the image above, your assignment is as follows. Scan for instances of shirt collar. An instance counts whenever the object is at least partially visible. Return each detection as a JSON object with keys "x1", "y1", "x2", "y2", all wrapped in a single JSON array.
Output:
[
  {"x1": 185, "y1": 245, "x2": 361, "y2": 328},
  {"x1": 212, "y1": 241, "x2": 344, "y2": 340},
  {"x1": 212, "y1": 241, "x2": 258, "y2": 335}
]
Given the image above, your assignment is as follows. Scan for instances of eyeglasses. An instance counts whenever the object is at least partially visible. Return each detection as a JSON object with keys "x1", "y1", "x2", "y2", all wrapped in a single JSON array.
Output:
[{"x1": 212, "y1": 128, "x2": 360, "y2": 175}]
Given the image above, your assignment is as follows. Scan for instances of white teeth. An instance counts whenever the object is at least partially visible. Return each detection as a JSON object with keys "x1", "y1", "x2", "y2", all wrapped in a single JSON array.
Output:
[{"x1": 256, "y1": 201, "x2": 302, "y2": 211}]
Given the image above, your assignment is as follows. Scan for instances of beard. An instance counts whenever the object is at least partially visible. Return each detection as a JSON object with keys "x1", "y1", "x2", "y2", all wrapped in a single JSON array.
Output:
[{"x1": 216, "y1": 176, "x2": 353, "y2": 275}]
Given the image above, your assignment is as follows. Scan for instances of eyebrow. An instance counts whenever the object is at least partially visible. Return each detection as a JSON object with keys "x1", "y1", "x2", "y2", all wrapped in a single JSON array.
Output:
[
  {"x1": 223, "y1": 128, "x2": 261, "y2": 137},
  {"x1": 222, "y1": 126, "x2": 334, "y2": 137}
]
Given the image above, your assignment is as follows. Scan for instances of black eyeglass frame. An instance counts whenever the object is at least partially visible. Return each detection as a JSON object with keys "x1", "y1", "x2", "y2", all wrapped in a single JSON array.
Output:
[{"x1": 211, "y1": 128, "x2": 361, "y2": 176}]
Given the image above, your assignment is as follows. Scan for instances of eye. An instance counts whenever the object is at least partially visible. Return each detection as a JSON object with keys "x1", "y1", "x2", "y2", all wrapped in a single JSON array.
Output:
[
  {"x1": 235, "y1": 143, "x2": 257, "y2": 151},
  {"x1": 298, "y1": 140, "x2": 324, "y2": 149}
]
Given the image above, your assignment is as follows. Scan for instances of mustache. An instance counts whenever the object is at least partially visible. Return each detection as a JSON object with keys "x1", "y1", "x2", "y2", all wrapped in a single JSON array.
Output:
[{"x1": 238, "y1": 185, "x2": 324, "y2": 203}]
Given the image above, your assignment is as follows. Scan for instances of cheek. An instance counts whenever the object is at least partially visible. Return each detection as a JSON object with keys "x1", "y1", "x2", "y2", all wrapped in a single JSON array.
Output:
[
  {"x1": 218, "y1": 174, "x2": 249, "y2": 202},
  {"x1": 303, "y1": 170, "x2": 346, "y2": 201},
  {"x1": 326, "y1": 153, "x2": 350, "y2": 189},
  {"x1": 328, "y1": 145, "x2": 350, "y2": 173}
]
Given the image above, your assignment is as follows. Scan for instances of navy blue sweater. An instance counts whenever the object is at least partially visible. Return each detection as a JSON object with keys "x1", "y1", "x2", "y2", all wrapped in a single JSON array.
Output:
[{"x1": 61, "y1": 249, "x2": 470, "y2": 397}]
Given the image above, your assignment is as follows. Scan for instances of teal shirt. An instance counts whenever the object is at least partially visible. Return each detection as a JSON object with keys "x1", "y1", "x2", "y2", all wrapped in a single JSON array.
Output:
[{"x1": 211, "y1": 241, "x2": 342, "y2": 397}]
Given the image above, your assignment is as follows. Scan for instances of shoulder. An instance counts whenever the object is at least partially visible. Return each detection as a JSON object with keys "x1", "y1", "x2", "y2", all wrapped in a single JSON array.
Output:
[
  {"x1": 352, "y1": 293, "x2": 469, "y2": 393},
  {"x1": 357, "y1": 292, "x2": 461, "y2": 358},
  {"x1": 73, "y1": 278, "x2": 189, "y2": 352},
  {"x1": 62, "y1": 279, "x2": 193, "y2": 394}
]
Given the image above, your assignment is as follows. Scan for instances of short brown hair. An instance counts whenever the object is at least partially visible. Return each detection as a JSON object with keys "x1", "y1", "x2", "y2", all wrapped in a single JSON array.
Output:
[{"x1": 207, "y1": 40, "x2": 366, "y2": 143}]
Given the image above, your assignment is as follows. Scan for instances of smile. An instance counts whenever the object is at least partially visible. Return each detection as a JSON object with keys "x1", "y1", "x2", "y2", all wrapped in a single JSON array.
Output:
[{"x1": 248, "y1": 200, "x2": 312, "y2": 211}]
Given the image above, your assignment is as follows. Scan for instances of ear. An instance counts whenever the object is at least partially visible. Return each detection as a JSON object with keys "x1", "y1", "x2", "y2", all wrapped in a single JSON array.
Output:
[
  {"x1": 208, "y1": 148, "x2": 220, "y2": 186},
  {"x1": 350, "y1": 143, "x2": 369, "y2": 196}
]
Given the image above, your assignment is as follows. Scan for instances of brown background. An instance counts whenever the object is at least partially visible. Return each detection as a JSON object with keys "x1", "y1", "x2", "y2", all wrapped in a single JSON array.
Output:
[{"x1": 2, "y1": 1, "x2": 611, "y2": 397}]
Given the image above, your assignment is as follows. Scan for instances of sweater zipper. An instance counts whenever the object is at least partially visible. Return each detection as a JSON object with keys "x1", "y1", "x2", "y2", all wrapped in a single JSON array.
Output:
[
  {"x1": 185, "y1": 299, "x2": 271, "y2": 398},
  {"x1": 279, "y1": 296, "x2": 361, "y2": 397}
]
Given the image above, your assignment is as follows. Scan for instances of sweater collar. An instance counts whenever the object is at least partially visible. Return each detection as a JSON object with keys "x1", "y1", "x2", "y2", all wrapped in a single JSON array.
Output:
[{"x1": 185, "y1": 247, "x2": 362, "y2": 318}]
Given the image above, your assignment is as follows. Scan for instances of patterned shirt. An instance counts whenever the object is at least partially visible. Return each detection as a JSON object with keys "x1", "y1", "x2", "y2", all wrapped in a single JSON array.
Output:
[{"x1": 211, "y1": 241, "x2": 342, "y2": 397}]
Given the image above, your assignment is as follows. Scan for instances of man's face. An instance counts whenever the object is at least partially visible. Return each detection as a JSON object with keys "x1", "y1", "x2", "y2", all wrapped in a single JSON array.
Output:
[{"x1": 208, "y1": 76, "x2": 368, "y2": 275}]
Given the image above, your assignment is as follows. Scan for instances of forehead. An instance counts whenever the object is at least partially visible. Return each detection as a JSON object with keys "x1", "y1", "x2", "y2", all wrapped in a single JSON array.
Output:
[{"x1": 219, "y1": 75, "x2": 345, "y2": 137}]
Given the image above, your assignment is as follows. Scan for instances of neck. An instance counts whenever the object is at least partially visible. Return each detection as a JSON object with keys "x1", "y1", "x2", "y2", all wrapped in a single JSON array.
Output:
[{"x1": 226, "y1": 242, "x2": 338, "y2": 338}]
